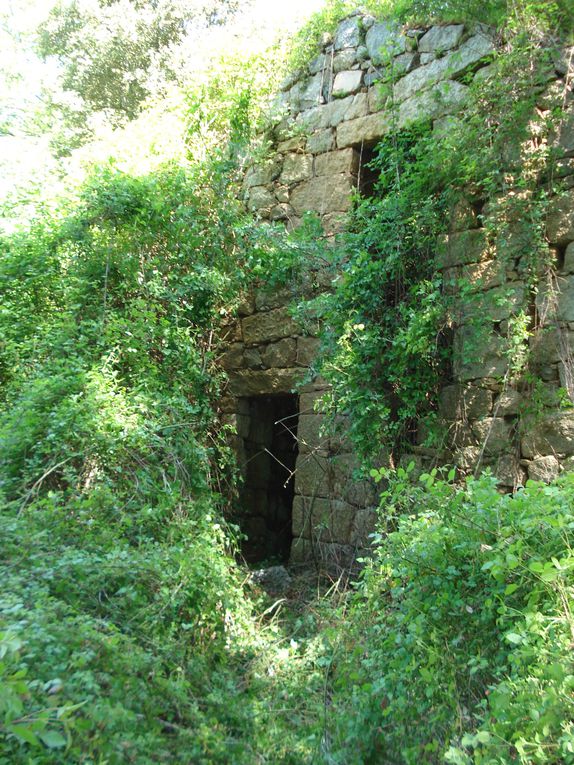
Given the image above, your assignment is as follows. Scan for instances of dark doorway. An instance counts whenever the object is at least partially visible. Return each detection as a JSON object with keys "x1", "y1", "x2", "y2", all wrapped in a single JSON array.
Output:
[
  {"x1": 356, "y1": 143, "x2": 378, "y2": 198},
  {"x1": 239, "y1": 395, "x2": 299, "y2": 563}
]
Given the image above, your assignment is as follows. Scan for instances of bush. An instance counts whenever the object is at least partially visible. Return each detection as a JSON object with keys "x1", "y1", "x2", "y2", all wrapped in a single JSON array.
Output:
[{"x1": 326, "y1": 468, "x2": 574, "y2": 764}]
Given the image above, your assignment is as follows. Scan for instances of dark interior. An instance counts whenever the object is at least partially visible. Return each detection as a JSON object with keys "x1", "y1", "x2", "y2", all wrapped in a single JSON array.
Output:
[
  {"x1": 240, "y1": 395, "x2": 299, "y2": 563},
  {"x1": 356, "y1": 143, "x2": 378, "y2": 198}
]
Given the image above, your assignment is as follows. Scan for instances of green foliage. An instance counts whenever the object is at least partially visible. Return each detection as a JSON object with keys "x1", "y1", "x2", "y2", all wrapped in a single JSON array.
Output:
[
  {"x1": 0, "y1": 157, "x2": 259, "y2": 761},
  {"x1": 287, "y1": 0, "x2": 574, "y2": 76},
  {"x1": 35, "y1": 0, "x2": 240, "y2": 152},
  {"x1": 315, "y1": 17, "x2": 568, "y2": 460},
  {"x1": 318, "y1": 122, "x2": 451, "y2": 457},
  {"x1": 324, "y1": 469, "x2": 574, "y2": 764}
]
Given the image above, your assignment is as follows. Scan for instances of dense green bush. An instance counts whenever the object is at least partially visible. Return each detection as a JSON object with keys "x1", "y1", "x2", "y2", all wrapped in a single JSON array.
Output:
[
  {"x1": 326, "y1": 469, "x2": 574, "y2": 764},
  {"x1": 2, "y1": 1, "x2": 574, "y2": 762}
]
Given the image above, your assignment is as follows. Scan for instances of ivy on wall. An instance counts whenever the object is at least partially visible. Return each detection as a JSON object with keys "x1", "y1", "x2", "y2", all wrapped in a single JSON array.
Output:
[{"x1": 310, "y1": 13, "x2": 573, "y2": 462}]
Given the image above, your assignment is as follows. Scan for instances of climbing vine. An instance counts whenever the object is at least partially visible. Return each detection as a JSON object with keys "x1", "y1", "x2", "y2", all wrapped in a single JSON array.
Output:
[{"x1": 315, "y1": 11, "x2": 573, "y2": 461}]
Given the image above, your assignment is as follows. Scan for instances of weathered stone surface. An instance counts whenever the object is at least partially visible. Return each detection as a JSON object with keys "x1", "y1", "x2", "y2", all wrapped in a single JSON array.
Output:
[
  {"x1": 494, "y1": 389, "x2": 523, "y2": 416},
  {"x1": 449, "y1": 197, "x2": 480, "y2": 232},
  {"x1": 280, "y1": 153, "x2": 313, "y2": 185},
  {"x1": 227, "y1": 368, "x2": 303, "y2": 397},
  {"x1": 546, "y1": 192, "x2": 574, "y2": 245},
  {"x1": 307, "y1": 129, "x2": 335, "y2": 154},
  {"x1": 270, "y1": 203, "x2": 294, "y2": 221},
  {"x1": 344, "y1": 476, "x2": 378, "y2": 507},
  {"x1": 347, "y1": 92, "x2": 369, "y2": 120},
  {"x1": 316, "y1": 95, "x2": 354, "y2": 128},
  {"x1": 453, "y1": 445, "x2": 482, "y2": 470},
  {"x1": 298, "y1": 415, "x2": 329, "y2": 453},
  {"x1": 555, "y1": 109, "x2": 574, "y2": 156},
  {"x1": 274, "y1": 185, "x2": 289, "y2": 204},
  {"x1": 298, "y1": 73, "x2": 324, "y2": 109},
  {"x1": 521, "y1": 412, "x2": 574, "y2": 458},
  {"x1": 493, "y1": 454, "x2": 526, "y2": 488},
  {"x1": 295, "y1": 106, "x2": 323, "y2": 132},
  {"x1": 462, "y1": 283, "x2": 526, "y2": 322},
  {"x1": 418, "y1": 24, "x2": 465, "y2": 53},
  {"x1": 297, "y1": 336, "x2": 321, "y2": 365},
  {"x1": 254, "y1": 285, "x2": 292, "y2": 311},
  {"x1": 439, "y1": 384, "x2": 493, "y2": 420},
  {"x1": 294, "y1": 454, "x2": 330, "y2": 497},
  {"x1": 393, "y1": 51, "x2": 419, "y2": 74},
  {"x1": 393, "y1": 34, "x2": 494, "y2": 102},
  {"x1": 471, "y1": 417, "x2": 513, "y2": 455},
  {"x1": 323, "y1": 212, "x2": 346, "y2": 236},
  {"x1": 299, "y1": 389, "x2": 328, "y2": 414},
  {"x1": 244, "y1": 157, "x2": 282, "y2": 188},
  {"x1": 450, "y1": 421, "x2": 476, "y2": 449},
  {"x1": 332, "y1": 70, "x2": 363, "y2": 97},
  {"x1": 528, "y1": 455, "x2": 561, "y2": 482},
  {"x1": 219, "y1": 321, "x2": 242, "y2": 343},
  {"x1": 289, "y1": 536, "x2": 313, "y2": 564},
  {"x1": 219, "y1": 395, "x2": 243, "y2": 414},
  {"x1": 368, "y1": 85, "x2": 387, "y2": 112},
  {"x1": 250, "y1": 566, "x2": 292, "y2": 594},
  {"x1": 291, "y1": 538, "x2": 356, "y2": 569},
  {"x1": 280, "y1": 68, "x2": 304, "y2": 92},
  {"x1": 529, "y1": 327, "x2": 574, "y2": 366},
  {"x1": 397, "y1": 80, "x2": 468, "y2": 128},
  {"x1": 308, "y1": 53, "x2": 326, "y2": 75},
  {"x1": 357, "y1": 45, "x2": 369, "y2": 62},
  {"x1": 262, "y1": 338, "x2": 297, "y2": 368},
  {"x1": 337, "y1": 112, "x2": 391, "y2": 148},
  {"x1": 221, "y1": 412, "x2": 250, "y2": 439},
  {"x1": 290, "y1": 174, "x2": 354, "y2": 215},
  {"x1": 557, "y1": 279, "x2": 574, "y2": 322},
  {"x1": 314, "y1": 148, "x2": 360, "y2": 177},
  {"x1": 438, "y1": 228, "x2": 490, "y2": 268},
  {"x1": 453, "y1": 327, "x2": 508, "y2": 381},
  {"x1": 457, "y1": 260, "x2": 506, "y2": 292},
  {"x1": 331, "y1": 454, "x2": 378, "y2": 506},
  {"x1": 364, "y1": 68, "x2": 383, "y2": 87},
  {"x1": 243, "y1": 347, "x2": 262, "y2": 369},
  {"x1": 242, "y1": 307, "x2": 300, "y2": 345},
  {"x1": 366, "y1": 22, "x2": 407, "y2": 63},
  {"x1": 351, "y1": 506, "x2": 377, "y2": 545},
  {"x1": 220, "y1": 343, "x2": 244, "y2": 370},
  {"x1": 564, "y1": 242, "x2": 574, "y2": 273},
  {"x1": 420, "y1": 52, "x2": 435, "y2": 65},
  {"x1": 293, "y1": 496, "x2": 329, "y2": 537},
  {"x1": 247, "y1": 186, "x2": 275, "y2": 212},
  {"x1": 333, "y1": 48, "x2": 357, "y2": 73},
  {"x1": 334, "y1": 16, "x2": 361, "y2": 50},
  {"x1": 237, "y1": 292, "x2": 255, "y2": 316}
]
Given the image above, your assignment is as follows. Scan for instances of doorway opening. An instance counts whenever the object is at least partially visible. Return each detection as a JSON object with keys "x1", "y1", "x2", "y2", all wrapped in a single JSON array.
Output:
[
  {"x1": 356, "y1": 143, "x2": 378, "y2": 198},
  {"x1": 239, "y1": 394, "x2": 299, "y2": 563}
]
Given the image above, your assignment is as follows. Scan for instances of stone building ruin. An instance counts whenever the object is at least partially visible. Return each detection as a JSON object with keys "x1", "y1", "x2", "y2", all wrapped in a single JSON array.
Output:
[{"x1": 217, "y1": 13, "x2": 574, "y2": 568}]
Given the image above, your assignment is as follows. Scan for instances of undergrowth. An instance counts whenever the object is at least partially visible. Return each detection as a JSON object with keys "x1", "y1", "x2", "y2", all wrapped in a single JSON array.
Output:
[
  {"x1": 325, "y1": 468, "x2": 574, "y2": 764},
  {"x1": 2, "y1": 0, "x2": 574, "y2": 762}
]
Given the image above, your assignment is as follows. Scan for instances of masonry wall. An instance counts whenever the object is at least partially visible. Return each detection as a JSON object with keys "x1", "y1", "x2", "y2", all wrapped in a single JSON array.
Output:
[{"x1": 219, "y1": 13, "x2": 574, "y2": 568}]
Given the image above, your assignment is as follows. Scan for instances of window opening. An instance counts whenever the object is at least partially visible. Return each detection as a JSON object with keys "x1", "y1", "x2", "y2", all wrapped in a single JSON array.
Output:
[{"x1": 357, "y1": 143, "x2": 378, "y2": 198}]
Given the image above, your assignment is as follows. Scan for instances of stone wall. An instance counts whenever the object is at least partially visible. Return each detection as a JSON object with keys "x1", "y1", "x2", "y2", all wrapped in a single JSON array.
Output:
[{"x1": 220, "y1": 13, "x2": 574, "y2": 568}]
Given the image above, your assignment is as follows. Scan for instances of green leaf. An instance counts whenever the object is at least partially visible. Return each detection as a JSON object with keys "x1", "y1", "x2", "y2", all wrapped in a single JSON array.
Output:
[
  {"x1": 504, "y1": 632, "x2": 523, "y2": 645},
  {"x1": 39, "y1": 730, "x2": 67, "y2": 749},
  {"x1": 475, "y1": 731, "x2": 491, "y2": 744},
  {"x1": 7, "y1": 724, "x2": 41, "y2": 747}
]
